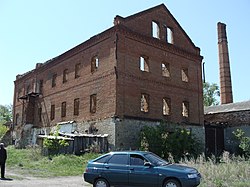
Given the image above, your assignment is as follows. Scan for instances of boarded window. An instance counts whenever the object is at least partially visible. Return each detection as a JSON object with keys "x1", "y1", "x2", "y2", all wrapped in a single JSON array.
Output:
[
  {"x1": 166, "y1": 27, "x2": 174, "y2": 44},
  {"x1": 163, "y1": 98, "x2": 171, "y2": 116},
  {"x1": 182, "y1": 101, "x2": 189, "y2": 117},
  {"x1": 52, "y1": 73, "x2": 57, "y2": 87},
  {"x1": 61, "y1": 102, "x2": 66, "y2": 117},
  {"x1": 63, "y1": 69, "x2": 68, "y2": 83},
  {"x1": 50, "y1": 104, "x2": 55, "y2": 120},
  {"x1": 90, "y1": 94, "x2": 97, "y2": 113},
  {"x1": 91, "y1": 56, "x2": 99, "y2": 73},
  {"x1": 162, "y1": 62, "x2": 170, "y2": 77},
  {"x1": 75, "y1": 63, "x2": 81, "y2": 78},
  {"x1": 38, "y1": 107, "x2": 42, "y2": 122},
  {"x1": 74, "y1": 98, "x2": 80, "y2": 116},
  {"x1": 152, "y1": 21, "x2": 160, "y2": 39},
  {"x1": 181, "y1": 68, "x2": 189, "y2": 82},
  {"x1": 140, "y1": 56, "x2": 149, "y2": 72},
  {"x1": 141, "y1": 93, "x2": 149, "y2": 113}
]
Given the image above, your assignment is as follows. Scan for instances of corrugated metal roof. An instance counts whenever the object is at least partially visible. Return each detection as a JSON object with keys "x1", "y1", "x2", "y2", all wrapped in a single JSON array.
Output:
[{"x1": 204, "y1": 100, "x2": 250, "y2": 114}]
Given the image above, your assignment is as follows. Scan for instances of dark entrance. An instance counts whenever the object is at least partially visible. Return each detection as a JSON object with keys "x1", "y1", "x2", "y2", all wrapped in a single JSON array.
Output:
[{"x1": 205, "y1": 125, "x2": 224, "y2": 156}]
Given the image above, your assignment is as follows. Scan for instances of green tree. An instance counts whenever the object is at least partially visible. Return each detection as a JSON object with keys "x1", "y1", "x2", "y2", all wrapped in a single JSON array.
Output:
[
  {"x1": 203, "y1": 82, "x2": 220, "y2": 106},
  {"x1": 233, "y1": 129, "x2": 250, "y2": 157},
  {"x1": 0, "y1": 104, "x2": 12, "y2": 139}
]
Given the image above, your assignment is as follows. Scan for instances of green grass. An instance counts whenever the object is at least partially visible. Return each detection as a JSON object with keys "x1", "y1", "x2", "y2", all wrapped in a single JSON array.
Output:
[
  {"x1": 6, "y1": 147, "x2": 250, "y2": 186},
  {"x1": 6, "y1": 146, "x2": 99, "y2": 177}
]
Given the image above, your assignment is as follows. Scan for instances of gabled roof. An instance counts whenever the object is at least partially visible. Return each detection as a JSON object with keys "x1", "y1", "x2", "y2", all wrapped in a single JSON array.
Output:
[
  {"x1": 204, "y1": 100, "x2": 250, "y2": 114},
  {"x1": 114, "y1": 4, "x2": 197, "y2": 49}
]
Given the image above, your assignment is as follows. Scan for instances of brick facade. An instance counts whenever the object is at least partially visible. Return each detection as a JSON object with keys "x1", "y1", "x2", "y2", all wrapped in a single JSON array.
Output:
[{"x1": 13, "y1": 4, "x2": 204, "y2": 149}]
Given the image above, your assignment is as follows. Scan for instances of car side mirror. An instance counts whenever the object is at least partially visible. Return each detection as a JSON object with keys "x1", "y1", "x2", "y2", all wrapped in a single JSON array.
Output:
[{"x1": 144, "y1": 162, "x2": 153, "y2": 167}]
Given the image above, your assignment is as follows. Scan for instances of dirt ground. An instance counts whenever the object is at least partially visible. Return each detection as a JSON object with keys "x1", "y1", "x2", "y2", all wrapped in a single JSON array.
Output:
[{"x1": 0, "y1": 169, "x2": 92, "y2": 187}]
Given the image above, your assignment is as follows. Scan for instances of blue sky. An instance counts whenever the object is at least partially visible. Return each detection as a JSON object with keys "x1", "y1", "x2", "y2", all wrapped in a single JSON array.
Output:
[{"x1": 0, "y1": 0, "x2": 249, "y2": 105}]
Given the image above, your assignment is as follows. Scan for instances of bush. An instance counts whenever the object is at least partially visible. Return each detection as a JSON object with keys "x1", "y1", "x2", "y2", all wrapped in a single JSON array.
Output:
[
  {"x1": 140, "y1": 122, "x2": 202, "y2": 161},
  {"x1": 233, "y1": 129, "x2": 250, "y2": 157}
]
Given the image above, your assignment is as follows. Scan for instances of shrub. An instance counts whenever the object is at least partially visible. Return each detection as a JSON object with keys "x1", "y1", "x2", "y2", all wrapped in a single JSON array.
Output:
[
  {"x1": 140, "y1": 122, "x2": 202, "y2": 161},
  {"x1": 233, "y1": 129, "x2": 250, "y2": 157}
]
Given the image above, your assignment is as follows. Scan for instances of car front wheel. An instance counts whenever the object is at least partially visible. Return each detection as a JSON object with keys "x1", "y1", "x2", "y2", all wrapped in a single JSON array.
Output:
[
  {"x1": 163, "y1": 179, "x2": 181, "y2": 187},
  {"x1": 94, "y1": 178, "x2": 110, "y2": 187}
]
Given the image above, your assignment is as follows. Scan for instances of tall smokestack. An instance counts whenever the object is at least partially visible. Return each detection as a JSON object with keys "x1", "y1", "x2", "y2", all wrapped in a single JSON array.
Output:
[{"x1": 217, "y1": 22, "x2": 233, "y2": 104}]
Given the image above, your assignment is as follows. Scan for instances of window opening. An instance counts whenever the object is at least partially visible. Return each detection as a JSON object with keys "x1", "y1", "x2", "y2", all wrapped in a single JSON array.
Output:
[
  {"x1": 38, "y1": 107, "x2": 42, "y2": 122},
  {"x1": 182, "y1": 101, "x2": 189, "y2": 117},
  {"x1": 163, "y1": 98, "x2": 171, "y2": 116},
  {"x1": 61, "y1": 102, "x2": 66, "y2": 117},
  {"x1": 50, "y1": 104, "x2": 55, "y2": 120},
  {"x1": 63, "y1": 69, "x2": 68, "y2": 83},
  {"x1": 91, "y1": 56, "x2": 99, "y2": 73},
  {"x1": 130, "y1": 154, "x2": 147, "y2": 166},
  {"x1": 75, "y1": 63, "x2": 81, "y2": 78},
  {"x1": 181, "y1": 68, "x2": 189, "y2": 82},
  {"x1": 90, "y1": 94, "x2": 97, "y2": 113},
  {"x1": 39, "y1": 79, "x2": 43, "y2": 94},
  {"x1": 141, "y1": 93, "x2": 149, "y2": 113},
  {"x1": 52, "y1": 74, "x2": 57, "y2": 87},
  {"x1": 140, "y1": 56, "x2": 149, "y2": 72},
  {"x1": 74, "y1": 98, "x2": 80, "y2": 116},
  {"x1": 162, "y1": 62, "x2": 170, "y2": 77},
  {"x1": 152, "y1": 21, "x2": 160, "y2": 39},
  {"x1": 167, "y1": 27, "x2": 174, "y2": 44},
  {"x1": 108, "y1": 154, "x2": 128, "y2": 165}
]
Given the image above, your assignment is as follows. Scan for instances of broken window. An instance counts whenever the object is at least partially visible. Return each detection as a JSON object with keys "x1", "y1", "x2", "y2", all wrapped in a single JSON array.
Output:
[
  {"x1": 91, "y1": 56, "x2": 99, "y2": 73},
  {"x1": 61, "y1": 102, "x2": 66, "y2": 117},
  {"x1": 90, "y1": 94, "x2": 97, "y2": 113},
  {"x1": 141, "y1": 93, "x2": 149, "y2": 113},
  {"x1": 166, "y1": 27, "x2": 174, "y2": 44},
  {"x1": 162, "y1": 62, "x2": 170, "y2": 77},
  {"x1": 50, "y1": 104, "x2": 55, "y2": 120},
  {"x1": 163, "y1": 98, "x2": 171, "y2": 116},
  {"x1": 152, "y1": 21, "x2": 160, "y2": 39},
  {"x1": 74, "y1": 98, "x2": 80, "y2": 116},
  {"x1": 181, "y1": 68, "x2": 189, "y2": 82},
  {"x1": 140, "y1": 56, "x2": 149, "y2": 72},
  {"x1": 75, "y1": 63, "x2": 81, "y2": 78},
  {"x1": 52, "y1": 73, "x2": 57, "y2": 87},
  {"x1": 15, "y1": 113, "x2": 20, "y2": 125},
  {"x1": 63, "y1": 69, "x2": 68, "y2": 83},
  {"x1": 182, "y1": 101, "x2": 189, "y2": 118},
  {"x1": 26, "y1": 84, "x2": 31, "y2": 94},
  {"x1": 38, "y1": 107, "x2": 42, "y2": 122}
]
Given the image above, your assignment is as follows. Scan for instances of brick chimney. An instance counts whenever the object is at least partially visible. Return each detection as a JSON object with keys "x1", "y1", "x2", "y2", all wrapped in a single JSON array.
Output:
[{"x1": 217, "y1": 22, "x2": 233, "y2": 104}]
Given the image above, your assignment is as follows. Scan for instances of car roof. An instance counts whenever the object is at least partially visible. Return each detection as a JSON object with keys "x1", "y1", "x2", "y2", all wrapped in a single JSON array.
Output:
[{"x1": 109, "y1": 151, "x2": 150, "y2": 155}]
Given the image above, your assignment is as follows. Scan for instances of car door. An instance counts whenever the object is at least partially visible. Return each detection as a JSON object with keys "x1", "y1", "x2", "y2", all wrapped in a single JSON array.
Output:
[
  {"x1": 102, "y1": 153, "x2": 129, "y2": 186},
  {"x1": 128, "y1": 154, "x2": 159, "y2": 187}
]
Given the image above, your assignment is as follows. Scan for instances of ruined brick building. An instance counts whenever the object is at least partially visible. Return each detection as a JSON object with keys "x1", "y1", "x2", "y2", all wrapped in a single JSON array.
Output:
[{"x1": 13, "y1": 4, "x2": 204, "y2": 149}]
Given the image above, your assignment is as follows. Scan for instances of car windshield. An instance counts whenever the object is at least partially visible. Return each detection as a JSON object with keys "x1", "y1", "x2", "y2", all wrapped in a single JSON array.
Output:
[{"x1": 144, "y1": 152, "x2": 169, "y2": 166}]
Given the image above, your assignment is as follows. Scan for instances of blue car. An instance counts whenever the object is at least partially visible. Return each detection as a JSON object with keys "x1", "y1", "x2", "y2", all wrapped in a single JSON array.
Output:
[{"x1": 84, "y1": 151, "x2": 201, "y2": 187}]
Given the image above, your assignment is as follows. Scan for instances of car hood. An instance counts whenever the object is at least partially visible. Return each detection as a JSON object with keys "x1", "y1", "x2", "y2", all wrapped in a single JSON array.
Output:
[{"x1": 158, "y1": 164, "x2": 198, "y2": 174}]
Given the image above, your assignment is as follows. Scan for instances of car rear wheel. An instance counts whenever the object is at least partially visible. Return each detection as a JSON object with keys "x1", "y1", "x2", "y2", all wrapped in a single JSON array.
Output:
[
  {"x1": 163, "y1": 179, "x2": 181, "y2": 187},
  {"x1": 94, "y1": 178, "x2": 110, "y2": 187}
]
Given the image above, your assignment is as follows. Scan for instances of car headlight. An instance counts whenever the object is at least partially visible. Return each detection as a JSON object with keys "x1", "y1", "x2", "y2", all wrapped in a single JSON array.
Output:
[{"x1": 187, "y1": 173, "x2": 198, "y2": 179}]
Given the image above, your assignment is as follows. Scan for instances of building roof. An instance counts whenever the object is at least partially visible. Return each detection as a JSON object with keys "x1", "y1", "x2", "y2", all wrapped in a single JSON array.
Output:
[{"x1": 204, "y1": 100, "x2": 250, "y2": 114}]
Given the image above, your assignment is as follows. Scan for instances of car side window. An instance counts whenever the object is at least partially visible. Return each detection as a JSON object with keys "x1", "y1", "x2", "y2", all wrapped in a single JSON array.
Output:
[
  {"x1": 130, "y1": 154, "x2": 147, "y2": 166},
  {"x1": 95, "y1": 155, "x2": 112, "y2": 163},
  {"x1": 108, "y1": 154, "x2": 128, "y2": 165}
]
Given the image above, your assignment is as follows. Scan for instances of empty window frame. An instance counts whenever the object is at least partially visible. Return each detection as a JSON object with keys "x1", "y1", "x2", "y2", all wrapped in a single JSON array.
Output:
[
  {"x1": 26, "y1": 84, "x2": 31, "y2": 94},
  {"x1": 52, "y1": 73, "x2": 57, "y2": 87},
  {"x1": 50, "y1": 104, "x2": 55, "y2": 120},
  {"x1": 39, "y1": 79, "x2": 43, "y2": 94},
  {"x1": 141, "y1": 93, "x2": 149, "y2": 113},
  {"x1": 162, "y1": 62, "x2": 170, "y2": 77},
  {"x1": 90, "y1": 94, "x2": 97, "y2": 113},
  {"x1": 166, "y1": 27, "x2": 174, "y2": 44},
  {"x1": 63, "y1": 69, "x2": 68, "y2": 83},
  {"x1": 152, "y1": 21, "x2": 160, "y2": 39},
  {"x1": 181, "y1": 68, "x2": 189, "y2": 82},
  {"x1": 163, "y1": 98, "x2": 171, "y2": 116},
  {"x1": 75, "y1": 63, "x2": 81, "y2": 78},
  {"x1": 182, "y1": 101, "x2": 189, "y2": 118},
  {"x1": 91, "y1": 56, "x2": 99, "y2": 73},
  {"x1": 38, "y1": 107, "x2": 42, "y2": 122},
  {"x1": 61, "y1": 102, "x2": 66, "y2": 117},
  {"x1": 74, "y1": 98, "x2": 80, "y2": 116},
  {"x1": 140, "y1": 56, "x2": 149, "y2": 72}
]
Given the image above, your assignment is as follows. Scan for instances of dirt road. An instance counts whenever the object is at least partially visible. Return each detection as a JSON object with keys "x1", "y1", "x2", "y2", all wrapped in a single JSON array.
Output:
[{"x1": 0, "y1": 170, "x2": 92, "y2": 187}]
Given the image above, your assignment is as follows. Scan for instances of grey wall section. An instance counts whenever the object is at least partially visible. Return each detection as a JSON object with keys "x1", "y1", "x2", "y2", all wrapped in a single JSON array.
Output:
[{"x1": 224, "y1": 125, "x2": 250, "y2": 153}]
